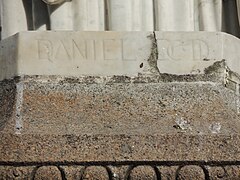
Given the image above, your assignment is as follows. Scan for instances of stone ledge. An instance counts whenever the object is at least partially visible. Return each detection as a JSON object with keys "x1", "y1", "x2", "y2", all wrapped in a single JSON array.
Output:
[
  {"x1": 1, "y1": 75, "x2": 240, "y2": 178},
  {"x1": 1, "y1": 134, "x2": 240, "y2": 179},
  {"x1": 1, "y1": 134, "x2": 240, "y2": 162},
  {"x1": 1, "y1": 75, "x2": 240, "y2": 135},
  {"x1": 1, "y1": 161, "x2": 240, "y2": 179}
]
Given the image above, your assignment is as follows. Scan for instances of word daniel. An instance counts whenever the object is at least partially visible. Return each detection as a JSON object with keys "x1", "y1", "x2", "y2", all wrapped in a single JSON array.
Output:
[{"x1": 38, "y1": 38, "x2": 209, "y2": 62}]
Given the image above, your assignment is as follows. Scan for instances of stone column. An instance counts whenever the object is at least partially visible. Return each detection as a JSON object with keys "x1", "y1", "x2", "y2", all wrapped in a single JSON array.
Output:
[
  {"x1": 107, "y1": 0, "x2": 154, "y2": 31},
  {"x1": 0, "y1": 0, "x2": 28, "y2": 39}
]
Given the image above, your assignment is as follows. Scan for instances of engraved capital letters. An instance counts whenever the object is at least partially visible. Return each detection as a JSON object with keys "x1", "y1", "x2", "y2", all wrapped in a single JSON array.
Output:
[{"x1": 158, "y1": 39, "x2": 209, "y2": 61}]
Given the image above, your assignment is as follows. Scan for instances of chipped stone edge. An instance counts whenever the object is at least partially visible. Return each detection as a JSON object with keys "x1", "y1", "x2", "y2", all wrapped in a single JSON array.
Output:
[
  {"x1": 142, "y1": 31, "x2": 161, "y2": 76},
  {"x1": 204, "y1": 59, "x2": 240, "y2": 95}
]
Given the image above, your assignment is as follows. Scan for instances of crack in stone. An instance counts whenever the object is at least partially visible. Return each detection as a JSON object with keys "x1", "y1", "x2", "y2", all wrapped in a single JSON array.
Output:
[{"x1": 144, "y1": 32, "x2": 161, "y2": 75}]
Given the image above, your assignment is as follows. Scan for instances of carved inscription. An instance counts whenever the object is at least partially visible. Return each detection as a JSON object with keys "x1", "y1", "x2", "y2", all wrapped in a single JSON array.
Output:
[
  {"x1": 37, "y1": 38, "x2": 138, "y2": 62},
  {"x1": 157, "y1": 39, "x2": 209, "y2": 61},
  {"x1": 37, "y1": 38, "x2": 210, "y2": 62}
]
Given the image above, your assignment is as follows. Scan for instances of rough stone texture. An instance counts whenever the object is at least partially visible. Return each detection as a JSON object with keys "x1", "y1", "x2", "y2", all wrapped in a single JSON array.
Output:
[
  {"x1": 81, "y1": 166, "x2": 110, "y2": 179},
  {"x1": 0, "y1": 75, "x2": 240, "y2": 179},
  {"x1": 8, "y1": 76, "x2": 240, "y2": 136},
  {"x1": 158, "y1": 166, "x2": 178, "y2": 180},
  {"x1": 63, "y1": 166, "x2": 84, "y2": 180},
  {"x1": 34, "y1": 166, "x2": 62, "y2": 180},
  {"x1": 177, "y1": 165, "x2": 206, "y2": 180},
  {"x1": 127, "y1": 166, "x2": 158, "y2": 179},
  {"x1": 207, "y1": 165, "x2": 240, "y2": 180},
  {"x1": 0, "y1": 166, "x2": 34, "y2": 180}
]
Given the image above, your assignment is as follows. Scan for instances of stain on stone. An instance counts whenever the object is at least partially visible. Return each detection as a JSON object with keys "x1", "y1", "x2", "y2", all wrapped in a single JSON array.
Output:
[
  {"x1": 175, "y1": 117, "x2": 192, "y2": 131},
  {"x1": 121, "y1": 144, "x2": 132, "y2": 154},
  {"x1": 203, "y1": 58, "x2": 211, "y2": 61},
  {"x1": 209, "y1": 122, "x2": 222, "y2": 134}
]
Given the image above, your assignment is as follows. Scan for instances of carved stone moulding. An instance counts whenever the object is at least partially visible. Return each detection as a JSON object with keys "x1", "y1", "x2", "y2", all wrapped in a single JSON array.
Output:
[{"x1": 1, "y1": 162, "x2": 240, "y2": 179}]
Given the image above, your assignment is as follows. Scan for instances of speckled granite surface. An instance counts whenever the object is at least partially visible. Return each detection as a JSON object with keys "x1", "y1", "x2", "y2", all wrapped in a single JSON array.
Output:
[{"x1": 1, "y1": 75, "x2": 240, "y2": 179}]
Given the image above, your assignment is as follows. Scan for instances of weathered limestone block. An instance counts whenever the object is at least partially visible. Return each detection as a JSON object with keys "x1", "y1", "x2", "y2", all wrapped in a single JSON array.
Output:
[
  {"x1": 0, "y1": 31, "x2": 240, "y2": 80},
  {"x1": 0, "y1": 31, "x2": 152, "y2": 80},
  {"x1": 155, "y1": 31, "x2": 240, "y2": 75}
]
